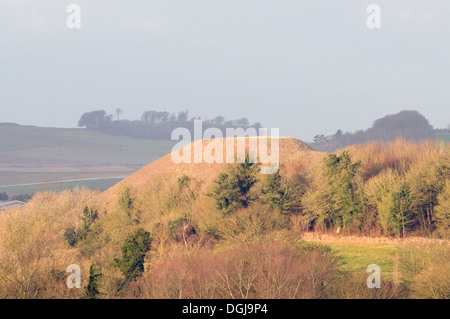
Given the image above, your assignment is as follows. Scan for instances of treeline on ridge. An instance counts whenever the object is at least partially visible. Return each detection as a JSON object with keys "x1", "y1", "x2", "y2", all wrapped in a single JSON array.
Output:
[
  {"x1": 77, "y1": 109, "x2": 262, "y2": 140},
  {"x1": 312, "y1": 110, "x2": 443, "y2": 152}
]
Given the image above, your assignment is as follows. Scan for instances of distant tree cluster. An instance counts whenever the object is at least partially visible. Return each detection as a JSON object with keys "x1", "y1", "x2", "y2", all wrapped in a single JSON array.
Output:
[
  {"x1": 312, "y1": 111, "x2": 436, "y2": 151},
  {"x1": 141, "y1": 109, "x2": 191, "y2": 124},
  {"x1": 313, "y1": 130, "x2": 342, "y2": 144},
  {"x1": 12, "y1": 194, "x2": 32, "y2": 202},
  {"x1": 0, "y1": 192, "x2": 32, "y2": 202},
  {"x1": 78, "y1": 109, "x2": 262, "y2": 140},
  {"x1": 78, "y1": 110, "x2": 112, "y2": 129}
]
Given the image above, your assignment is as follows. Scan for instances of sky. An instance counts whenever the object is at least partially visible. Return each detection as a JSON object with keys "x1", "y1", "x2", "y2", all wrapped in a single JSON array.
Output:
[{"x1": 0, "y1": 0, "x2": 449, "y2": 142}]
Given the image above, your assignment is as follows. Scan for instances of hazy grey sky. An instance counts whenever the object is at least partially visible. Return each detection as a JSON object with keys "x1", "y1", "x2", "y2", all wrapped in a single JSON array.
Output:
[{"x1": 1, "y1": 0, "x2": 449, "y2": 141}]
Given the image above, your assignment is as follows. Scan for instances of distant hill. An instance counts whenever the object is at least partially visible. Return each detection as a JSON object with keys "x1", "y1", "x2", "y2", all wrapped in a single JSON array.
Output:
[
  {"x1": 0, "y1": 124, "x2": 176, "y2": 195},
  {"x1": 310, "y1": 110, "x2": 439, "y2": 152}
]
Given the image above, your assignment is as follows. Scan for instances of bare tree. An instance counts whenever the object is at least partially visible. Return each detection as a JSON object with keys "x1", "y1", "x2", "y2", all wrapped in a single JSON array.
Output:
[{"x1": 115, "y1": 108, "x2": 123, "y2": 121}]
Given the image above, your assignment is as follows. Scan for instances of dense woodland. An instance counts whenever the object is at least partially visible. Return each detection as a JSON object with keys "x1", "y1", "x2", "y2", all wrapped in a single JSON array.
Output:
[
  {"x1": 207, "y1": 139, "x2": 450, "y2": 239},
  {"x1": 0, "y1": 138, "x2": 448, "y2": 299}
]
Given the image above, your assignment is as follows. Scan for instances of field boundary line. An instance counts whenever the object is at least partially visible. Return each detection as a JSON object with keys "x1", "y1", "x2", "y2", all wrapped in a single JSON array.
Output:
[
  {"x1": 301, "y1": 232, "x2": 449, "y2": 246},
  {"x1": 0, "y1": 176, "x2": 127, "y2": 188}
]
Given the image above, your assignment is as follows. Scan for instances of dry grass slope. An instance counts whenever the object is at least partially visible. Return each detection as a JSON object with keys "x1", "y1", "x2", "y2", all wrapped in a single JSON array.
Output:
[{"x1": 102, "y1": 137, "x2": 319, "y2": 205}]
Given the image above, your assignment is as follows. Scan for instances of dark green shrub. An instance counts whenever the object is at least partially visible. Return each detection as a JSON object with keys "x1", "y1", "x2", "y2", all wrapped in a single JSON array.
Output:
[
  {"x1": 82, "y1": 262, "x2": 102, "y2": 299},
  {"x1": 208, "y1": 158, "x2": 260, "y2": 215},
  {"x1": 115, "y1": 228, "x2": 151, "y2": 283},
  {"x1": 64, "y1": 227, "x2": 78, "y2": 247}
]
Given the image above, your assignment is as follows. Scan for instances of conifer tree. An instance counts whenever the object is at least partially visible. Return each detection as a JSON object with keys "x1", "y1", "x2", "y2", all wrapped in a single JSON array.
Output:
[
  {"x1": 115, "y1": 228, "x2": 151, "y2": 283},
  {"x1": 209, "y1": 156, "x2": 260, "y2": 215},
  {"x1": 82, "y1": 262, "x2": 102, "y2": 299}
]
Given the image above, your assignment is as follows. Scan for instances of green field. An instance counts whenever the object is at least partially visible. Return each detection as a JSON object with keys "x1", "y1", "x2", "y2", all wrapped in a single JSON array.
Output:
[
  {"x1": 0, "y1": 124, "x2": 176, "y2": 194},
  {"x1": 304, "y1": 240, "x2": 447, "y2": 283},
  {"x1": 318, "y1": 242, "x2": 398, "y2": 279}
]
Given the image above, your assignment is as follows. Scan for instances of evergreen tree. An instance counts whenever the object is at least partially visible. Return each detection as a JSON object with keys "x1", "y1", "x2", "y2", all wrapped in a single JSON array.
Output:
[
  {"x1": 323, "y1": 151, "x2": 361, "y2": 229},
  {"x1": 82, "y1": 262, "x2": 102, "y2": 299},
  {"x1": 63, "y1": 206, "x2": 98, "y2": 247},
  {"x1": 209, "y1": 157, "x2": 260, "y2": 215},
  {"x1": 79, "y1": 206, "x2": 99, "y2": 240},
  {"x1": 115, "y1": 228, "x2": 151, "y2": 283},
  {"x1": 64, "y1": 227, "x2": 78, "y2": 247}
]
